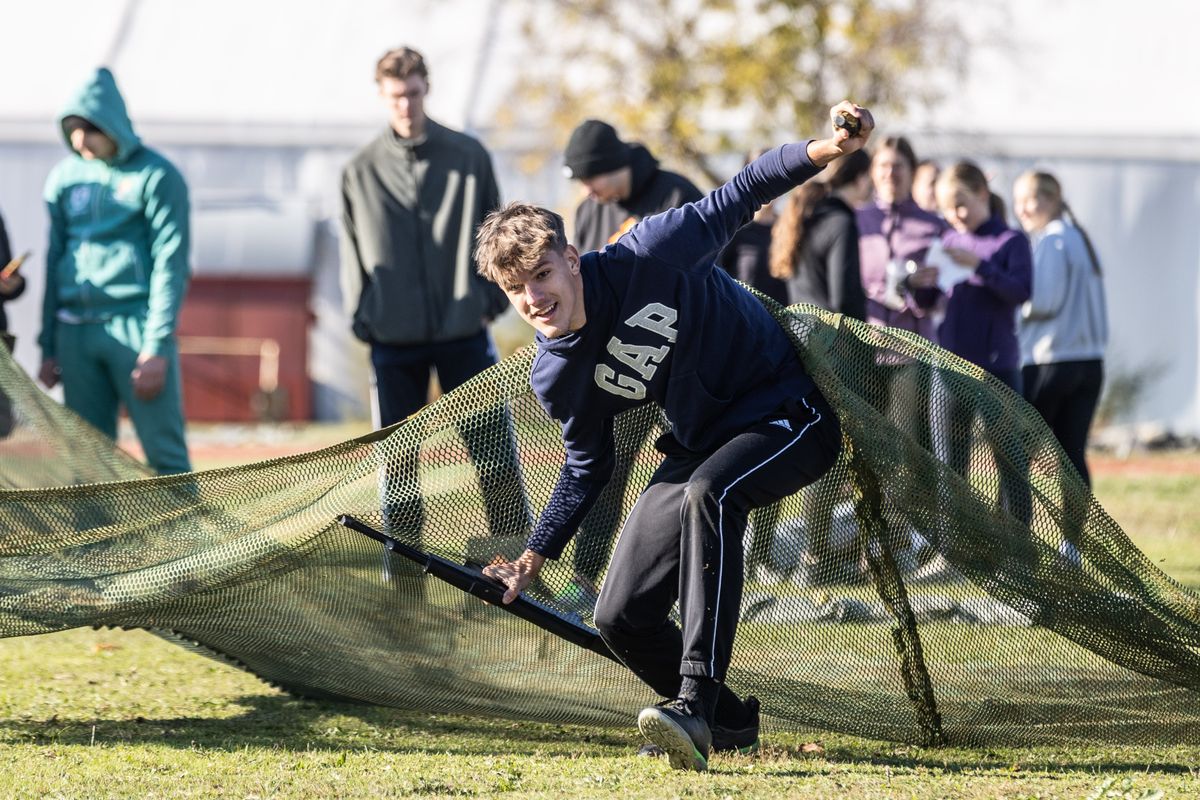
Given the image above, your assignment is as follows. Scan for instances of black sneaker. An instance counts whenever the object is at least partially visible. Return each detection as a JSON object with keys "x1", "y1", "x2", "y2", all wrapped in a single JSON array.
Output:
[
  {"x1": 711, "y1": 695, "x2": 761, "y2": 754},
  {"x1": 637, "y1": 699, "x2": 712, "y2": 771}
]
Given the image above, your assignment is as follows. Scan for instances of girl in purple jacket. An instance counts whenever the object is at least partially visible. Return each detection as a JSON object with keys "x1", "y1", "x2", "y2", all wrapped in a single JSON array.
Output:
[
  {"x1": 933, "y1": 162, "x2": 1033, "y2": 525},
  {"x1": 933, "y1": 162, "x2": 1032, "y2": 392}
]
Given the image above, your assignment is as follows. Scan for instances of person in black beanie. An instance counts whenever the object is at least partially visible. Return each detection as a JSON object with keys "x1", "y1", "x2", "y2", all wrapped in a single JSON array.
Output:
[{"x1": 554, "y1": 121, "x2": 704, "y2": 628}]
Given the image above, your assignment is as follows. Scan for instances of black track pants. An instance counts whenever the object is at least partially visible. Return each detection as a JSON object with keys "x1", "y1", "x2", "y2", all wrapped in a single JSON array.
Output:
[{"x1": 593, "y1": 391, "x2": 841, "y2": 690}]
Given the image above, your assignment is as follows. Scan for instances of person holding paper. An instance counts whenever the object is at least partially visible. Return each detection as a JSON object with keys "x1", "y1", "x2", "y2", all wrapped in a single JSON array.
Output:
[
  {"x1": 923, "y1": 238, "x2": 976, "y2": 295},
  {"x1": 932, "y1": 161, "x2": 1032, "y2": 391},
  {"x1": 931, "y1": 161, "x2": 1034, "y2": 531},
  {"x1": 856, "y1": 137, "x2": 946, "y2": 341}
]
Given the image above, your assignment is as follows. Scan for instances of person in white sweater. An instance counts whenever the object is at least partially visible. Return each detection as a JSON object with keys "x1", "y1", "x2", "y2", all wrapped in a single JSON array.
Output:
[{"x1": 1013, "y1": 171, "x2": 1108, "y2": 492}]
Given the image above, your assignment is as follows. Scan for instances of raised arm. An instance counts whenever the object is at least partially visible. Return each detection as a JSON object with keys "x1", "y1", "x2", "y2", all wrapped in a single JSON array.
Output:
[{"x1": 622, "y1": 102, "x2": 874, "y2": 272}]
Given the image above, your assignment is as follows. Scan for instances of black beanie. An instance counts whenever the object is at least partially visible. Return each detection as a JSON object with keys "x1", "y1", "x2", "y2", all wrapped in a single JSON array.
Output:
[{"x1": 563, "y1": 119, "x2": 631, "y2": 180}]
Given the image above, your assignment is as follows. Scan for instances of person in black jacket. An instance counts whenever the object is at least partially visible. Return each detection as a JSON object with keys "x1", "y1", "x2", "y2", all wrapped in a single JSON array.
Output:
[
  {"x1": 715, "y1": 151, "x2": 789, "y2": 306},
  {"x1": 0, "y1": 211, "x2": 26, "y2": 348},
  {"x1": 341, "y1": 46, "x2": 530, "y2": 562},
  {"x1": 563, "y1": 120, "x2": 702, "y2": 253},
  {"x1": 769, "y1": 149, "x2": 871, "y2": 320},
  {"x1": 341, "y1": 47, "x2": 510, "y2": 426},
  {"x1": 555, "y1": 120, "x2": 703, "y2": 610},
  {"x1": 0, "y1": 210, "x2": 27, "y2": 437}
]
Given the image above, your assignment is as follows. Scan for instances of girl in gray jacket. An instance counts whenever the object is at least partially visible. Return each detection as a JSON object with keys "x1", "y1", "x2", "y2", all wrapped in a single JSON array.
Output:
[{"x1": 1014, "y1": 171, "x2": 1108, "y2": 493}]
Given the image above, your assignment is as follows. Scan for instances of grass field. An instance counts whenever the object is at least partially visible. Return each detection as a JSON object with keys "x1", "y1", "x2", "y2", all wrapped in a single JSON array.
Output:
[{"x1": 0, "y1": 443, "x2": 1196, "y2": 798}]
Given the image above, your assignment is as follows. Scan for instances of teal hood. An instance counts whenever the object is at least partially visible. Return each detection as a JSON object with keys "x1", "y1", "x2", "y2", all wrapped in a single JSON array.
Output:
[{"x1": 58, "y1": 67, "x2": 141, "y2": 163}]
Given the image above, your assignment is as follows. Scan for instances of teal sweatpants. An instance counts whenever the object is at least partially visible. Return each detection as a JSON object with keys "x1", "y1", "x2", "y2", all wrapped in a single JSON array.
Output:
[{"x1": 55, "y1": 316, "x2": 190, "y2": 474}]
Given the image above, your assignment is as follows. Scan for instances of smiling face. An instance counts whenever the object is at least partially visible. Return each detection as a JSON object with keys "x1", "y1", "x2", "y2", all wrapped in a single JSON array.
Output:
[
  {"x1": 1012, "y1": 174, "x2": 1057, "y2": 234},
  {"x1": 500, "y1": 245, "x2": 587, "y2": 338}
]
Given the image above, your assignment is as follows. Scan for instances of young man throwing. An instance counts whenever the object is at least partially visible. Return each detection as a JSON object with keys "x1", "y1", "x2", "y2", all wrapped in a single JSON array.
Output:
[{"x1": 476, "y1": 103, "x2": 873, "y2": 770}]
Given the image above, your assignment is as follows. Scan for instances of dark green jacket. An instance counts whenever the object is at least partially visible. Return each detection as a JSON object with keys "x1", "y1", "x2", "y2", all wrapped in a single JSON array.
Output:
[
  {"x1": 339, "y1": 119, "x2": 508, "y2": 345},
  {"x1": 39, "y1": 67, "x2": 190, "y2": 359}
]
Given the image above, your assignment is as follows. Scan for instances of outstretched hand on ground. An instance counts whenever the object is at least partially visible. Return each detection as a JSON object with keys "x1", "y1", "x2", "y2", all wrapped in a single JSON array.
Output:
[{"x1": 483, "y1": 549, "x2": 546, "y2": 605}]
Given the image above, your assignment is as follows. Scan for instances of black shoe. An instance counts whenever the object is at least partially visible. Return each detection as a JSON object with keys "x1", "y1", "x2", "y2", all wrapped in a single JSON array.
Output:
[
  {"x1": 712, "y1": 695, "x2": 760, "y2": 754},
  {"x1": 637, "y1": 699, "x2": 712, "y2": 772}
]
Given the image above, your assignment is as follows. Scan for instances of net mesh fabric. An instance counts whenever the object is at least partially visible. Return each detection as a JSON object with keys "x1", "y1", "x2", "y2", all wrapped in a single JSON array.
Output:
[{"x1": 2, "y1": 303, "x2": 1199, "y2": 746}]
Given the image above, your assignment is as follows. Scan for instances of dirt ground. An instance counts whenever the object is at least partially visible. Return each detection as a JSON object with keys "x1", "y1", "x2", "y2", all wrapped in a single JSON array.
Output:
[{"x1": 1089, "y1": 451, "x2": 1200, "y2": 477}]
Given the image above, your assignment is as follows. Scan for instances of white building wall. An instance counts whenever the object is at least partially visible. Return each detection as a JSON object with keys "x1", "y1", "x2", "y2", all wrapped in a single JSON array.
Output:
[
  {"x1": 984, "y1": 154, "x2": 1198, "y2": 435},
  {"x1": 0, "y1": 136, "x2": 562, "y2": 421},
  {"x1": 2, "y1": 0, "x2": 1199, "y2": 432}
]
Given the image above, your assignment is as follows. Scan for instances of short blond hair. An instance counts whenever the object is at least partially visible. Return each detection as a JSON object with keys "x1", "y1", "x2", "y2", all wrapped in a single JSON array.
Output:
[{"x1": 475, "y1": 202, "x2": 568, "y2": 285}]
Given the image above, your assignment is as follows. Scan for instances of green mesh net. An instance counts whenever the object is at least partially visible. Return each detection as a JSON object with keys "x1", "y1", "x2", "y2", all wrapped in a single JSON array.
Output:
[{"x1": 2, "y1": 304, "x2": 1199, "y2": 747}]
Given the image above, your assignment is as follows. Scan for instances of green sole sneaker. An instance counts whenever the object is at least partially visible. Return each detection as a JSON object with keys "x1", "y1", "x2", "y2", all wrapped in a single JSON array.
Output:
[
  {"x1": 725, "y1": 740, "x2": 760, "y2": 755},
  {"x1": 637, "y1": 707, "x2": 709, "y2": 772}
]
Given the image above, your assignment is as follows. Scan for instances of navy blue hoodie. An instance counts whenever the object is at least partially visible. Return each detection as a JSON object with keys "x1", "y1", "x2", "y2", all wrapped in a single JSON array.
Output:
[{"x1": 528, "y1": 143, "x2": 823, "y2": 558}]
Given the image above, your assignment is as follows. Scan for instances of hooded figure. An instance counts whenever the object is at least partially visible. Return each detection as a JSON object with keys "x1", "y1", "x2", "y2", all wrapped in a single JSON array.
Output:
[{"x1": 38, "y1": 67, "x2": 191, "y2": 474}]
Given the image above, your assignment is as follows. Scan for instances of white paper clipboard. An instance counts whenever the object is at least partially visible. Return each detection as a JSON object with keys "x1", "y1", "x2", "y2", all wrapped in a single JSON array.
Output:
[{"x1": 926, "y1": 240, "x2": 975, "y2": 293}]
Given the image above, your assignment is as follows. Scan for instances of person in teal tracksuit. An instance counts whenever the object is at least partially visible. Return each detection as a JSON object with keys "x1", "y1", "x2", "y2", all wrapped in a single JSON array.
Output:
[{"x1": 37, "y1": 67, "x2": 191, "y2": 474}]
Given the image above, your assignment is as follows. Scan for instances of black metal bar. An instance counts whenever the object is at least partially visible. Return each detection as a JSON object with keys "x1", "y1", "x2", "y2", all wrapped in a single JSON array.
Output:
[{"x1": 337, "y1": 514, "x2": 619, "y2": 663}]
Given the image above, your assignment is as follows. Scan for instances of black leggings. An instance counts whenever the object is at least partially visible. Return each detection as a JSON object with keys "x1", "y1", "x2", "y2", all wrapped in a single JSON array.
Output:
[{"x1": 1022, "y1": 360, "x2": 1103, "y2": 487}]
